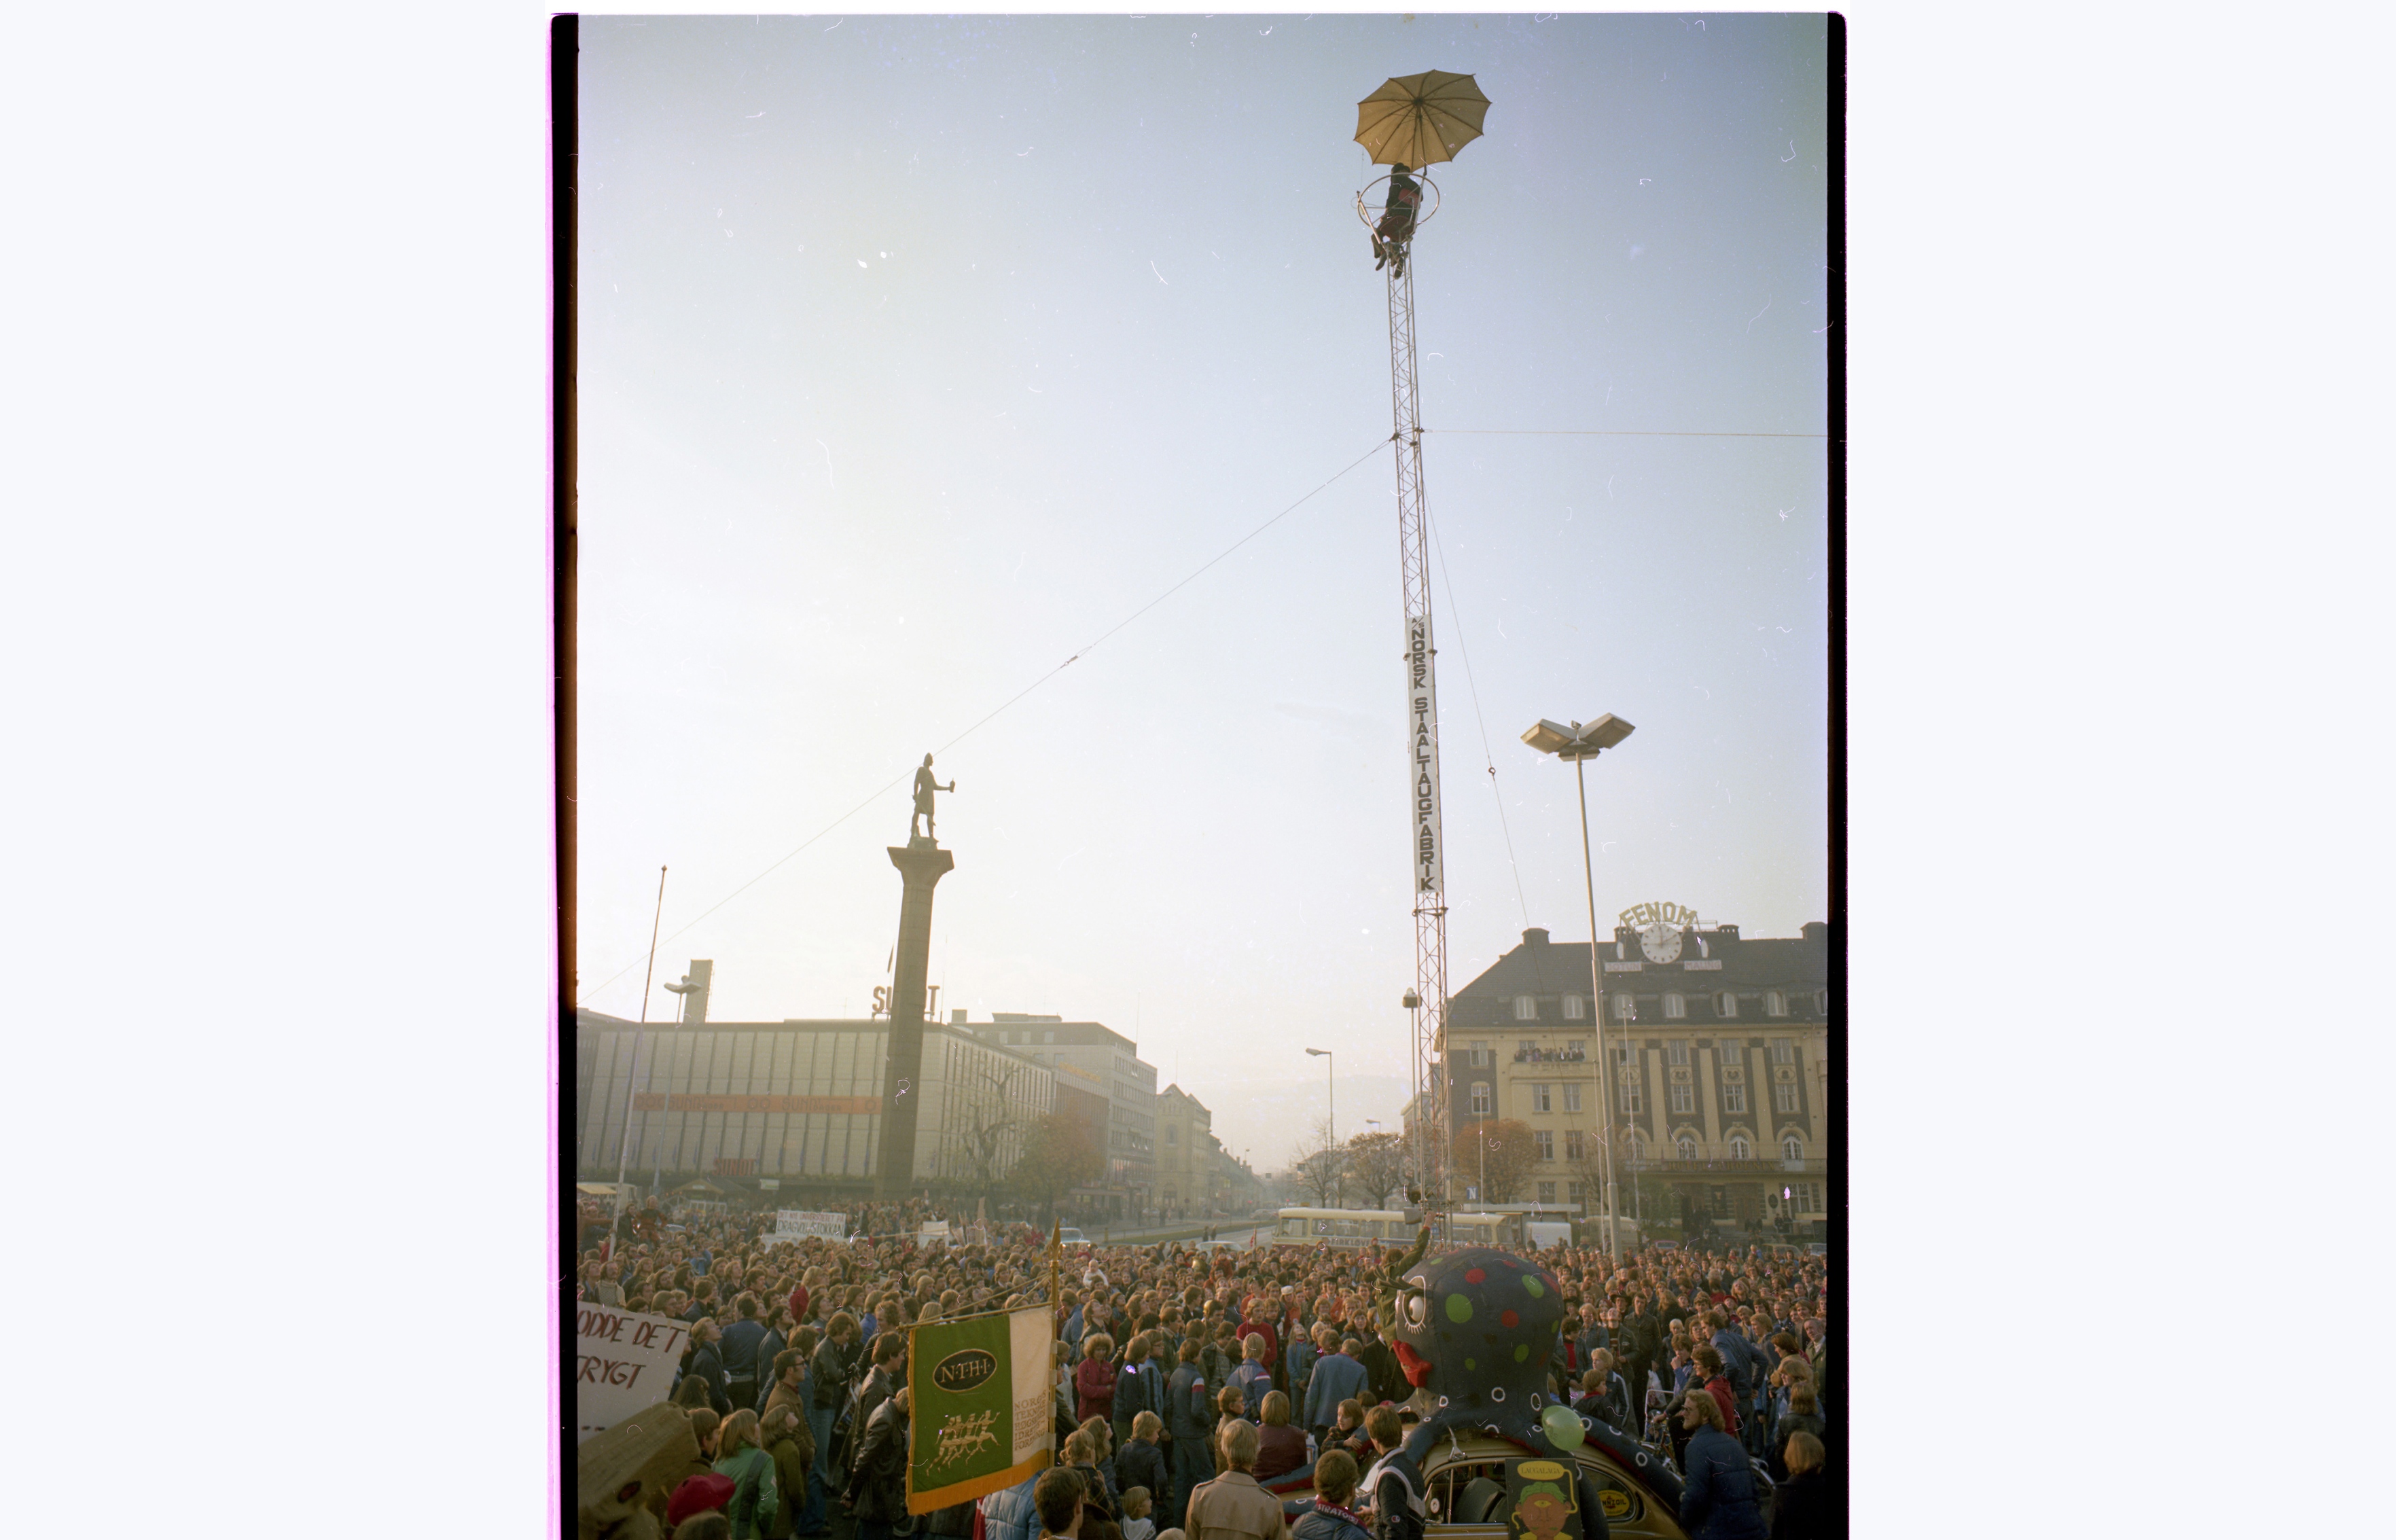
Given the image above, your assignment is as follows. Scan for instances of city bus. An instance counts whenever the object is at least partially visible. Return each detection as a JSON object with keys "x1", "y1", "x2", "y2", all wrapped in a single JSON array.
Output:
[{"x1": 1270, "y1": 1208, "x2": 1535, "y2": 1250}]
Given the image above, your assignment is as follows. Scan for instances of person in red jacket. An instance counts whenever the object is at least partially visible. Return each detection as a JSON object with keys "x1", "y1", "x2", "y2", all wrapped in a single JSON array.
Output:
[
  {"x1": 1075, "y1": 1335, "x2": 1119, "y2": 1427},
  {"x1": 1690, "y1": 1346, "x2": 1738, "y2": 1436}
]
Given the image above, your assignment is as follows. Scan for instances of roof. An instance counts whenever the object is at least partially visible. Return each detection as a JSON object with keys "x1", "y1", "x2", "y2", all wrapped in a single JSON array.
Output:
[{"x1": 1448, "y1": 923, "x2": 1830, "y2": 1031}]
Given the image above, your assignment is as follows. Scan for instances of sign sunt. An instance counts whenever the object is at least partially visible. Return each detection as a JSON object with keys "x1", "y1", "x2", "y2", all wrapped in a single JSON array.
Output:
[{"x1": 906, "y1": 1304, "x2": 1053, "y2": 1511}]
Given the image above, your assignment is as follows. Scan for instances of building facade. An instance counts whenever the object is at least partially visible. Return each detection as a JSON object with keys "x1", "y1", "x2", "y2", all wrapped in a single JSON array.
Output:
[
  {"x1": 986, "y1": 1014, "x2": 1158, "y2": 1218},
  {"x1": 1442, "y1": 921, "x2": 1830, "y2": 1230},
  {"x1": 1154, "y1": 1084, "x2": 1227, "y2": 1219},
  {"x1": 575, "y1": 999, "x2": 1053, "y2": 1195}
]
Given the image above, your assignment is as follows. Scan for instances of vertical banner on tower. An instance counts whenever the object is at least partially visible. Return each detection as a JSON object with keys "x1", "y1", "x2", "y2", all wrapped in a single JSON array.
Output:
[
  {"x1": 906, "y1": 1304, "x2": 1054, "y2": 1511},
  {"x1": 1406, "y1": 612, "x2": 1444, "y2": 897}
]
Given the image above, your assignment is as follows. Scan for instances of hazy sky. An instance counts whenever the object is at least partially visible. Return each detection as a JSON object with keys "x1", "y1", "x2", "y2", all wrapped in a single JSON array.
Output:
[{"x1": 575, "y1": 12, "x2": 1829, "y2": 1168}]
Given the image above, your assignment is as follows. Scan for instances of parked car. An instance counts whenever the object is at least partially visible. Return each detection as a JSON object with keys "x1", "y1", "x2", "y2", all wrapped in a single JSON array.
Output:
[
  {"x1": 1268, "y1": 1429, "x2": 1702, "y2": 1539},
  {"x1": 1056, "y1": 1227, "x2": 1090, "y2": 1249}
]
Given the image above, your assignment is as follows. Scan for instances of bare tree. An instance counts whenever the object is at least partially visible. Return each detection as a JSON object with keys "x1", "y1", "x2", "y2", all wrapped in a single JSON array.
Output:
[
  {"x1": 1290, "y1": 1115, "x2": 1344, "y2": 1206},
  {"x1": 1344, "y1": 1129, "x2": 1408, "y2": 1208},
  {"x1": 951, "y1": 1054, "x2": 1028, "y2": 1196},
  {"x1": 1450, "y1": 1118, "x2": 1537, "y2": 1204}
]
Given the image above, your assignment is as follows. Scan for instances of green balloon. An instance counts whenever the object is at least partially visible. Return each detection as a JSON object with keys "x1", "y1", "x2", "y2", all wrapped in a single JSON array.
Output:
[{"x1": 1540, "y1": 1404, "x2": 1585, "y2": 1450}]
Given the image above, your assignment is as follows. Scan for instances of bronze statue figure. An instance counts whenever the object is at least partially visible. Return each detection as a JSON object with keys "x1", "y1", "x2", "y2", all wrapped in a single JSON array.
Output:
[{"x1": 910, "y1": 753, "x2": 955, "y2": 843}]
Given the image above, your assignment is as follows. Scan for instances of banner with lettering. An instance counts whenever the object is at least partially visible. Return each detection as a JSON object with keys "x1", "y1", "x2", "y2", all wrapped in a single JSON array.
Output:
[
  {"x1": 904, "y1": 1304, "x2": 1052, "y2": 1511},
  {"x1": 776, "y1": 1211, "x2": 849, "y2": 1238},
  {"x1": 577, "y1": 1304, "x2": 694, "y2": 1444}
]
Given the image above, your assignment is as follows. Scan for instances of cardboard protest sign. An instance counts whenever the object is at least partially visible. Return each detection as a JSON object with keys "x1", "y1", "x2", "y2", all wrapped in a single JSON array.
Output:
[
  {"x1": 576, "y1": 1304, "x2": 693, "y2": 1444},
  {"x1": 905, "y1": 1304, "x2": 1052, "y2": 1511}
]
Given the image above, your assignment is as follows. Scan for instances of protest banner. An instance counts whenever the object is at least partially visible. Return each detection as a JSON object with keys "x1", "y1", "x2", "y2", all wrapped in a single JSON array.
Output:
[
  {"x1": 775, "y1": 1210, "x2": 848, "y2": 1238},
  {"x1": 905, "y1": 1304, "x2": 1052, "y2": 1511},
  {"x1": 576, "y1": 1304, "x2": 693, "y2": 1444}
]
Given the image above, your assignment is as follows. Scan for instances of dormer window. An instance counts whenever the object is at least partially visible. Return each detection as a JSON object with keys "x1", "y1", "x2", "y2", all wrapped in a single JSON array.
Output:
[
  {"x1": 1766, "y1": 990, "x2": 1788, "y2": 1017},
  {"x1": 1514, "y1": 995, "x2": 1539, "y2": 1021},
  {"x1": 1562, "y1": 994, "x2": 1585, "y2": 1020},
  {"x1": 1715, "y1": 992, "x2": 1738, "y2": 1018},
  {"x1": 1613, "y1": 994, "x2": 1637, "y2": 1022},
  {"x1": 1663, "y1": 992, "x2": 1687, "y2": 1019}
]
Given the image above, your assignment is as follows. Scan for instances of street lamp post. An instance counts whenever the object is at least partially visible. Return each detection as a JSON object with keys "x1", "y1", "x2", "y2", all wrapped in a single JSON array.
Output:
[
  {"x1": 1306, "y1": 1047, "x2": 1335, "y2": 1206},
  {"x1": 1521, "y1": 713, "x2": 1635, "y2": 1266}
]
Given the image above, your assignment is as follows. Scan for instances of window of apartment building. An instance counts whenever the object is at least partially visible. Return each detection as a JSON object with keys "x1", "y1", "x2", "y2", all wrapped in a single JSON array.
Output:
[
  {"x1": 1537, "y1": 1180, "x2": 1558, "y2": 1204},
  {"x1": 1620, "y1": 1079, "x2": 1643, "y2": 1115},
  {"x1": 1562, "y1": 993, "x2": 1585, "y2": 1020},
  {"x1": 1667, "y1": 1041, "x2": 1689, "y2": 1067},
  {"x1": 1567, "y1": 1181, "x2": 1586, "y2": 1204},
  {"x1": 1564, "y1": 1084, "x2": 1582, "y2": 1113},
  {"x1": 1717, "y1": 1041, "x2": 1742, "y2": 1071},
  {"x1": 1728, "y1": 1132, "x2": 1752, "y2": 1160},
  {"x1": 1669, "y1": 1083, "x2": 1695, "y2": 1115},
  {"x1": 1535, "y1": 1130, "x2": 1554, "y2": 1160},
  {"x1": 1770, "y1": 1039, "x2": 1796, "y2": 1064},
  {"x1": 1715, "y1": 992, "x2": 1738, "y2": 1018},
  {"x1": 1676, "y1": 1134, "x2": 1698, "y2": 1161},
  {"x1": 1613, "y1": 993, "x2": 1637, "y2": 1022},
  {"x1": 1469, "y1": 1084, "x2": 1491, "y2": 1116},
  {"x1": 1766, "y1": 990, "x2": 1787, "y2": 1017},
  {"x1": 1514, "y1": 995, "x2": 1539, "y2": 1021},
  {"x1": 1783, "y1": 1134, "x2": 1804, "y2": 1162},
  {"x1": 1165, "y1": 1126, "x2": 1177, "y2": 1146},
  {"x1": 1723, "y1": 1081, "x2": 1748, "y2": 1114},
  {"x1": 1532, "y1": 1084, "x2": 1552, "y2": 1114},
  {"x1": 1774, "y1": 1081, "x2": 1800, "y2": 1113},
  {"x1": 1565, "y1": 1130, "x2": 1584, "y2": 1161},
  {"x1": 1663, "y1": 992, "x2": 1686, "y2": 1018}
]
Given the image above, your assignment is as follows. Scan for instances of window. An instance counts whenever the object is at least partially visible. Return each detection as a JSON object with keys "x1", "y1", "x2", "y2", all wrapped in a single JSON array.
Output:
[
  {"x1": 1669, "y1": 1083, "x2": 1695, "y2": 1115},
  {"x1": 1627, "y1": 1131, "x2": 1645, "y2": 1161},
  {"x1": 1816, "y1": 989, "x2": 1829, "y2": 1015},
  {"x1": 1565, "y1": 1130, "x2": 1584, "y2": 1161},
  {"x1": 1469, "y1": 1083, "x2": 1491, "y2": 1116},
  {"x1": 1562, "y1": 993, "x2": 1585, "y2": 1020},
  {"x1": 1717, "y1": 1041, "x2": 1742, "y2": 1071},
  {"x1": 1770, "y1": 1039, "x2": 1795, "y2": 1064},
  {"x1": 1774, "y1": 1081, "x2": 1800, "y2": 1113},
  {"x1": 1537, "y1": 1181, "x2": 1558, "y2": 1204},
  {"x1": 1567, "y1": 1181, "x2": 1586, "y2": 1204},
  {"x1": 1514, "y1": 995, "x2": 1539, "y2": 1021},
  {"x1": 1675, "y1": 1134, "x2": 1697, "y2": 1161},
  {"x1": 1532, "y1": 1084, "x2": 1552, "y2": 1114},
  {"x1": 1620, "y1": 1079, "x2": 1643, "y2": 1114},
  {"x1": 1715, "y1": 992, "x2": 1738, "y2": 1018},
  {"x1": 1766, "y1": 990, "x2": 1787, "y2": 1017},
  {"x1": 1534, "y1": 1130, "x2": 1555, "y2": 1161},
  {"x1": 1165, "y1": 1126, "x2": 1178, "y2": 1146},
  {"x1": 1728, "y1": 1133, "x2": 1752, "y2": 1160},
  {"x1": 1783, "y1": 1134, "x2": 1804, "y2": 1162},
  {"x1": 1667, "y1": 1041, "x2": 1689, "y2": 1067},
  {"x1": 1663, "y1": 993, "x2": 1687, "y2": 1019},
  {"x1": 1723, "y1": 1081, "x2": 1748, "y2": 1114},
  {"x1": 1612, "y1": 993, "x2": 1637, "y2": 1022},
  {"x1": 1044, "y1": 1031, "x2": 1055, "y2": 1044},
  {"x1": 1519, "y1": 1039, "x2": 1539, "y2": 1056},
  {"x1": 1788, "y1": 1181, "x2": 1822, "y2": 1213},
  {"x1": 1564, "y1": 1084, "x2": 1582, "y2": 1113}
]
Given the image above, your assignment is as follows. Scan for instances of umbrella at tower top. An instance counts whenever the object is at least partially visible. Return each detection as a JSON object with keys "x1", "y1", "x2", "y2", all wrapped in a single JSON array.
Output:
[{"x1": 1355, "y1": 70, "x2": 1491, "y2": 168}]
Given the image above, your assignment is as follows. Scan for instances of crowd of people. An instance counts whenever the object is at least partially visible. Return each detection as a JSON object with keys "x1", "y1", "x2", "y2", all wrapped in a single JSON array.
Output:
[{"x1": 578, "y1": 1200, "x2": 1836, "y2": 1540}]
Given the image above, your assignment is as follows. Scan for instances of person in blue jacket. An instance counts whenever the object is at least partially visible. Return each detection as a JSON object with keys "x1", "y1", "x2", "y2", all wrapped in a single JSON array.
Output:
[
  {"x1": 1675, "y1": 1389, "x2": 1767, "y2": 1540},
  {"x1": 1301, "y1": 1334, "x2": 1370, "y2": 1445}
]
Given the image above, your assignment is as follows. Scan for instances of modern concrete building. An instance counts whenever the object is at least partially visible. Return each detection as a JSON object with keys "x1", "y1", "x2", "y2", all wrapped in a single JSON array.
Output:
[
  {"x1": 986, "y1": 1014, "x2": 1157, "y2": 1218},
  {"x1": 1442, "y1": 920, "x2": 1830, "y2": 1231},
  {"x1": 574, "y1": 988, "x2": 1053, "y2": 1195}
]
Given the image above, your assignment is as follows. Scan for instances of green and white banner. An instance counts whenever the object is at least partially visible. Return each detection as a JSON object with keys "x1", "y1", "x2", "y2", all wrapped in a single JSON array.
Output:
[{"x1": 906, "y1": 1304, "x2": 1053, "y2": 1512}]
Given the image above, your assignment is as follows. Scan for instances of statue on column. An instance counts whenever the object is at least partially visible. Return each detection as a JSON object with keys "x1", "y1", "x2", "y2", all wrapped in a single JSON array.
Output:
[{"x1": 910, "y1": 753, "x2": 955, "y2": 844}]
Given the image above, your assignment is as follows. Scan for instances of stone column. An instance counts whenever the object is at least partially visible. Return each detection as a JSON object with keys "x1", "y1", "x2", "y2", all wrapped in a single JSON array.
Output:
[{"x1": 874, "y1": 838, "x2": 955, "y2": 1199}]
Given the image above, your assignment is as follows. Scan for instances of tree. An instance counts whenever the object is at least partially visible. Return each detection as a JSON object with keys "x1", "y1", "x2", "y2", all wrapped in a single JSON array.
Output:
[
  {"x1": 1291, "y1": 1116, "x2": 1344, "y2": 1206},
  {"x1": 1450, "y1": 1119, "x2": 1537, "y2": 1204},
  {"x1": 1010, "y1": 1111, "x2": 1103, "y2": 1223},
  {"x1": 1344, "y1": 1129, "x2": 1408, "y2": 1208},
  {"x1": 950, "y1": 1056, "x2": 1030, "y2": 1198}
]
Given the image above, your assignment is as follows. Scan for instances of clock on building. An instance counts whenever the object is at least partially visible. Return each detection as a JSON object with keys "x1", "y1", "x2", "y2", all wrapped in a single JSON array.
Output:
[{"x1": 1639, "y1": 923, "x2": 1683, "y2": 964}]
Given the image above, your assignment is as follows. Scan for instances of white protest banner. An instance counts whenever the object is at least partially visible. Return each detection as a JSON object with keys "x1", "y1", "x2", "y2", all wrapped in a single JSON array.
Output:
[
  {"x1": 774, "y1": 1211, "x2": 848, "y2": 1238},
  {"x1": 577, "y1": 1304, "x2": 692, "y2": 1444}
]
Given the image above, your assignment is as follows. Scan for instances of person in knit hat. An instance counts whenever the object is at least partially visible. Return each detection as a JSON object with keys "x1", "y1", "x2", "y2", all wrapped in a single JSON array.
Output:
[{"x1": 668, "y1": 1472, "x2": 736, "y2": 1530}]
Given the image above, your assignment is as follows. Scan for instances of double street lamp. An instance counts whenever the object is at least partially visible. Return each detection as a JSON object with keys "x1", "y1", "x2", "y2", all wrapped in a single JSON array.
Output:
[
  {"x1": 1521, "y1": 713, "x2": 1635, "y2": 1266},
  {"x1": 1305, "y1": 1047, "x2": 1336, "y2": 1207}
]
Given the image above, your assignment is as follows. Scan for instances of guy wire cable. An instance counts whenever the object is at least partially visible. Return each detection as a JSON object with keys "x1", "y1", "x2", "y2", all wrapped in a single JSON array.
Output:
[{"x1": 574, "y1": 435, "x2": 1392, "y2": 1007}]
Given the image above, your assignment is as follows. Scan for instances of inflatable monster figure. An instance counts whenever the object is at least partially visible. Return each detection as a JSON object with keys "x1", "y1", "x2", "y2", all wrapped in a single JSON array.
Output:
[{"x1": 1387, "y1": 1246, "x2": 1679, "y2": 1516}]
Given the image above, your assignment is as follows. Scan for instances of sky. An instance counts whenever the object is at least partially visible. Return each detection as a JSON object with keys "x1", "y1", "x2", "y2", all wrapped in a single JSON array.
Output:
[{"x1": 575, "y1": 12, "x2": 1830, "y2": 1169}]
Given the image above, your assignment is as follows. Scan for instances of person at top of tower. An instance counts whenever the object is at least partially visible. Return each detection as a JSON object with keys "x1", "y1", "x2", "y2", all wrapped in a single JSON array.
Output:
[{"x1": 1372, "y1": 164, "x2": 1422, "y2": 272}]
